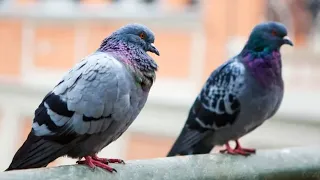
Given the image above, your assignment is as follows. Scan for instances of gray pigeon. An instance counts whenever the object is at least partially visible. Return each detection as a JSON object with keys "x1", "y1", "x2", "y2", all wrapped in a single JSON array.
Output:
[
  {"x1": 6, "y1": 23, "x2": 160, "y2": 172},
  {"x1": 167, "y1": 21, "x2": 293, "y2": 157}
]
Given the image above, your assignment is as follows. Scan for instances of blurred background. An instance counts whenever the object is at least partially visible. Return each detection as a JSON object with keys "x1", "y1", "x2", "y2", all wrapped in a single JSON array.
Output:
[{"x1": 0, "y1": 0, "x2": 319, "y2": 170}]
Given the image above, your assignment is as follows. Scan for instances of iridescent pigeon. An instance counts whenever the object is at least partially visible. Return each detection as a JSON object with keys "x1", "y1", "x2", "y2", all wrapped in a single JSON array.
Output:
[
  {"x1": 6, "y1": 23, "x2": 160, "y2": 172},
  {"x1": 167, "y1": 21, "x2": 293, "y2": 157}
]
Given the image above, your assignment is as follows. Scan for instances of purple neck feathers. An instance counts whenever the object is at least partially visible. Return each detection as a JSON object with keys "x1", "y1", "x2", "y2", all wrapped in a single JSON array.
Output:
[
  {"x1": 241, "y1": 51, "x2": 283, "y2": 88},
  {"x1": 98, "y1": 38, "x2": 158, "y2": 72}
]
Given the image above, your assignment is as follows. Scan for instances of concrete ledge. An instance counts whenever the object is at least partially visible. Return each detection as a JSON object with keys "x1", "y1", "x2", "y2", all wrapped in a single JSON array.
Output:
[{"x1": 1, "y1": 146, "x2": 320, "y2": 180}]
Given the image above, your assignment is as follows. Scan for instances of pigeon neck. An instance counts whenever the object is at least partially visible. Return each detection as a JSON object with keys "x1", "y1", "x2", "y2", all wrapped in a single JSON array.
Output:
[
  {"x1": 99, "y1": 39, "x2": 157, "y2": 71},
  {"x1": 240, "y1": 49, "x2": 283, "y2": 88},
  {"x1": 99, "y1": 39, "x2": 158, "y2": 91}
]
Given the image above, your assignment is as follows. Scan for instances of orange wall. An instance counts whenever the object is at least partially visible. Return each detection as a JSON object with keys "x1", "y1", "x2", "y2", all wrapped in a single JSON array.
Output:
[
  {"x1": 0, "y1": 1, "x2": 308, "y2": 84},
  {"x1": 33, "y1": 25, "x2": 76, "y2": 70},
  {"x1": 202, "y1": 0, "x2": 265, "y2": 82},
  {"x1": 0, "y1": 19, "x2": 22, "y2": 77},
  {"x1": 149, "y1": 30, "x2": 191, "y2": 78},
  {"x1": 126, "y1": 132, "x2": 174, "y2": 160},
  {"x1": 16, "y1": 0, "x2": 35, "y2": 4}
]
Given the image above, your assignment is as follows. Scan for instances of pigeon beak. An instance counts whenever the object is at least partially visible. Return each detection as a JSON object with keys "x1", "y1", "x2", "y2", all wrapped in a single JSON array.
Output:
[
  {"x1": 283, "y1": 36, "x2": 293, "y2": 46},
  {"x1": 148, "y1": 43, "x2": 160, "y2": 56}
]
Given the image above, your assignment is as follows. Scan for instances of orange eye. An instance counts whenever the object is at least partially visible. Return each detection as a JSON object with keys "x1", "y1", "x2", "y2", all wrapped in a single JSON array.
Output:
[
  {"x1": 271, "y1": 30, "x2": 277, "y2": 36},
  {"x1": 139, "y1": 32, "x2": 145, "y2": 39}
]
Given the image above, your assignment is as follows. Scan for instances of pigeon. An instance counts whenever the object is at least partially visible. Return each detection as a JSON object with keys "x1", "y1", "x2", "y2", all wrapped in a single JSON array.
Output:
[
  {"x1": 5, "y1": 23, "x2": 160, "y2": 172},
  {"x1": 167, "y1": 21, "x2": 293, "y2": 157}
]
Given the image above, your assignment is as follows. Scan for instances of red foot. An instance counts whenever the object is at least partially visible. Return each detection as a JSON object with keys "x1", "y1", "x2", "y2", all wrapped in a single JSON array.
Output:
[
  {"x1": 77, "y1": 155, "x2": 125, "y2": 173},
  {"x1": 235, "y1": 139, "x2": 256, "y2": 154},
  {"x1": 92, "y1": 154, "x2": 125, "y2": 164},
  {"x1": 219, "y1": 140, "x2": 256, "y2": 156}
]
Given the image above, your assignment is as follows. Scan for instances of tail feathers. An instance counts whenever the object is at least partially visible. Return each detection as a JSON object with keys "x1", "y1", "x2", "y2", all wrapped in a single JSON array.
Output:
[
  {"x1": 5, "y1": 132, "x2": 66, "y2": 171},
  {"x1": 167, "y1": 126, "x2": 208, "y2": 157},
  {"x1": 167, "y1": 128, "x2": 191, "y2": 157}
]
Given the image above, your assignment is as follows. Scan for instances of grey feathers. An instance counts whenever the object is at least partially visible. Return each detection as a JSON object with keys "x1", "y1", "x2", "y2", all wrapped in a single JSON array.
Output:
[
  {"x1": 167, "y1": 21, "x2": 290, "y2": 157},
  {"x1": 167, "y1": 58, "x2": 246, "y2": 156},
  {"x1": 167, "y1": 55, "x2": 284, "y2": 156},
  {"x1": 201, "y1": 59, "x2": 244, "y2": 119},
  {"x1": 33, "y1": 52, "x2": 138, "y2": 138},
  {"x1": 195, "y1": 58, "x2": 245, "y2": 131},
  {"x1": 7, "y1": 23, "x2": 159, "y2": 171}
]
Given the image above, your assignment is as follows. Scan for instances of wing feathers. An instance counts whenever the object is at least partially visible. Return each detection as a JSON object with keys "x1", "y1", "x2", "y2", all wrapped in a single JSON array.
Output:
[
  {"x1": 5, "y1": 132, "x2": 65, "y2": 171},
  {"x1": 29, "y1": 53, "x2": 131, "y2": 146},
  {"x1": 167, "y1": 59, "x2": 245, "y2": 156}
]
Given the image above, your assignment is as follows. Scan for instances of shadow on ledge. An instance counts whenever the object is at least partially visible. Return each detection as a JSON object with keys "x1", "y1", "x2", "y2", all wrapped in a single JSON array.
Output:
[{"x1": 1, "y1": 146, "x2": 320, "y2": 180}]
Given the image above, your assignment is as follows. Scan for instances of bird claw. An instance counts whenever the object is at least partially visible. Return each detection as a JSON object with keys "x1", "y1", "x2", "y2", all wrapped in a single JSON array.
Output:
[
  {"x1": 77, "y1": 156, "x2": 123, "y2": 173},
  {"x1": 92, "y1": 156, "x2": 109, "y2": 164},
  {"x1": 92, "y1": 155, "x2": 126, "y2": 164},
  {"x1": 219, "y1": 141, "x2": 256, "y2": 156},
  {"x1": 111, "y1": 168, "x2": 117, "y2": 173},
  {"x1": 107, "y1": 158, "x2": 126, "y2": 164},
  {"x1": 238, "y1": 147, "x2": 256, "y2": 153},
  {"x1": 220, "y1": 148, "x2": 251, "y2": 156},
  {"x1": 234, "y1": 140, "x2": 256, "y2": 155}
]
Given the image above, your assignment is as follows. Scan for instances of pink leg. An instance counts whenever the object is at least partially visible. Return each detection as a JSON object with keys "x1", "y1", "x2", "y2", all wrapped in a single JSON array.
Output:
[
  {"x1": 219, "y1": 141, "x2": 253, "y2": 156},
  {"x1": 234, "y1": 139, "x2": 256, "y2": 154},
  {"x1": 76, "y1": 156, "x2": 123, "y2": 173},
  {"x1": 219, "y1": 142, "x2": 238, "y2": 155}
]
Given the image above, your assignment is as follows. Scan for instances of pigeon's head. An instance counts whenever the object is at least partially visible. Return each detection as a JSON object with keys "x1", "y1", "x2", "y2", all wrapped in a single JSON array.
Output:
[
  {"x1": 245, "y1": 21, "x2": 293, "y2": 52},
  {"x1": 111, "y1": 23, "x2": 160, "y2": 56}
]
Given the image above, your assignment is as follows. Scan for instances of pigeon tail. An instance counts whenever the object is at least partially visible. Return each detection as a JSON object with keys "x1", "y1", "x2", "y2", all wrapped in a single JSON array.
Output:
[
  {"x1": 167, "y1": 142, "x2": 215, "y2": 157},
  {"x1": 166, "y1": 129, "x2": 189, "y2": 156},
  {"x1": 167, "y1": 126, "x2": 214, "y2": 157},
  {"x1": 5, "y1": 131, "x2": 66, "y2": 171}
]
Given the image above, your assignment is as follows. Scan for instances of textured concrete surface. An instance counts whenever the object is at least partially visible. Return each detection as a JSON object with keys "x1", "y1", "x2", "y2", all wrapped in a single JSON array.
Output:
[{"x1": 1, "y1": 146, "x2": 320, "y2": 180}]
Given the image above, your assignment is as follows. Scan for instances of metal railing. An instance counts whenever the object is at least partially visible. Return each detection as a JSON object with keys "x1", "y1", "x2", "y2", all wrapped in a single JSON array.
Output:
[{"x1": 1, "y1": 146, "x2": 320, "y2": 180}]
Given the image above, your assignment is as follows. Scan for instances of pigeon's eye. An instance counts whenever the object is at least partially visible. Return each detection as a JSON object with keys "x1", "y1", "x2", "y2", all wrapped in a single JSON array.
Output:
[
  {"x1": 271, "y1": 30, "x2": 277, "y2": 36},
  {"x1": 139, "y1": 32, "x2": 146, "y2": 39}
]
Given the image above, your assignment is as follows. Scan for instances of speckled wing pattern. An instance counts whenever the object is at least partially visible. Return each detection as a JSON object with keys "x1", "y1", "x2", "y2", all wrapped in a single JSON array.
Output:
[
  {"x1": 32, "y1": 52, "x2": 132, "y2": 144},
  {"x1": 167, "y1": 58, "x2": 246, "y2": 155},
  {"x1": 195, "y1": 58, "x2": 245, "y2": 129}
]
